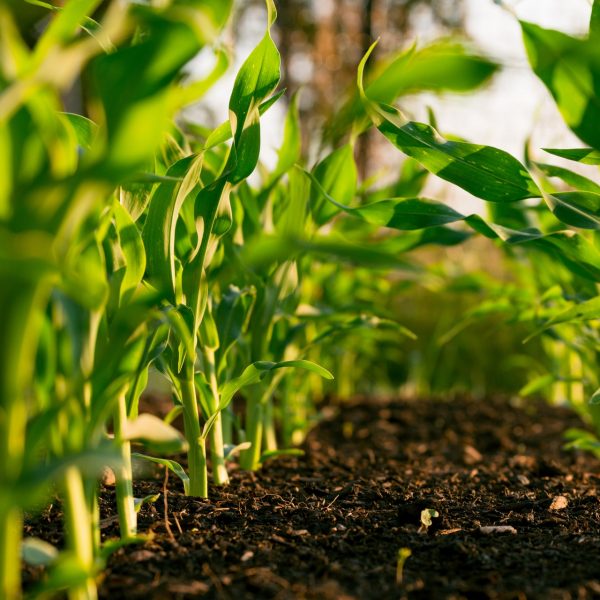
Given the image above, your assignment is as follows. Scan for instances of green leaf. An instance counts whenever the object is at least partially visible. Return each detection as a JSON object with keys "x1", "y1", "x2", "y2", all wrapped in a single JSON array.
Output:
[
  {"x1": 543, "y1": 148, "x2": 600, "y2": 165},
  {"x1": 308, "y1": 315, "x2": 416, "y2": 347},
  {"x1": 224, "y1": 441, "x2": 252, "y2": 460},
  {"x1": 278, "y1": 167, "x2": 310, "y2": 239},
  {"x1": 535, "y1": 295, "x2": 600, "y2": 330},
  {"x1": 132, "y1": 453, "x2": 190, "y2": 495},
  {"x1": 91, "y1": 22, "x2": 201, "y2": 175},
  {"x1": 30, "y1": 553, "x2": 92, "y2": 598},
  {"x1": 204, "y1": 90, "x2": 285, "y2": 151},
  {"x1": 162, "y1": 305, "x2": 195, "y2": 362},
  {"x1": 269, "y1": 359, "x2": 334, "y2": 380},
  {"x1": 544, "y1": 191, "x2": 600, "y2": 229},
  {"x1": 61, "y1": 240, "x2": 108, "y2": 310},
  {"x1": 202, "y1": 360, "x2": 333, "y2": 438},
  {"x1": 519, "y1": 374, "x2": 555, "y2": 397},
  {"x1": 172, "y1": 46, "x2": 230, "y2": 109},
  {"x1": 260, "y1": 448, "x2": 305, "y2": 463},
  {"x1": 590, "y1": 0, "x2": 600, "y2": 41},
  {"x1": 198, "y1": 303, "x2": 219, "y2": 351},
  {"x1": 327, "y1": 39, "x2": 498, "y2": 141},
  {"x1": 124, "y1": 413, "x2": 188, "y2": 455},
  {"x1": 358, "y1": 42, "x2": 540, "y2": 203},
  {"x1": 134, "y1": 494, "x2": 160, "y2": 513},
  {"x1": 310, "y1": 144, "x2": 358, "y2": 226},
  {"x1": 142, "y1": 155, "x2": 202, "y2": 300},
  {"x1": 534, "y1": 162, "x2": 600, "y2": 193},
  {"x1": 270, "y1": 90, "x2": 302, "y2": 182},
  {"x1": 62, "y1": 113, "x2": 97, "y2": 150},
  {"x1": 522, "y1": 21, "x2": 600, "y2": 150},
  {"x1": 564, "y1": 428, "x2": 600, "y2": 457},
  {"x1": 32, "y1": 0, "x2": 102, "y2": 63},
  {"x1": 99, "y1": 536, "x2": 146, "y2": 562},
  {"x1": 226, "y1": 0, "x2": 281, "y2": 183},
  {"x1": 183, "y1": 178, "x2": 231, "y2": 327},
  {"x1": 307, "y1": 168, "x2": 464, "y2": 230},
  {"x1": 17, "y1": 446, "x2": 121, "y2": 503},
  {"x1": 164, "y1": 405, "x2": 183, "y2": 425},
  {"x1": 113, "y1": 201, "x2": 146, "y2": 304},
  {"x1": 214, "y1": 286, "x2": 255, "y2": 373},
  {"x1": 367, "y1": 40, "x2": 498, "y2": 99},
  {"x1": 244, "y1": 233, "x2": 415, "y2": 270}
]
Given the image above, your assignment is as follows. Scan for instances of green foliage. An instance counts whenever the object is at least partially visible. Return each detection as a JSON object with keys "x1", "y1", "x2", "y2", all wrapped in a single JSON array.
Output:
[
  {"x1": 521, "y1": 20, "x2": 600, "y2": 150},
  {"x1": 5, "y1": 1, "x2": 600, "y2": 598}
]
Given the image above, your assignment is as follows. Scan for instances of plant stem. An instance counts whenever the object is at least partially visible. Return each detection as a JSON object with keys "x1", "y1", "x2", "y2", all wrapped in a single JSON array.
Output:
[
  {"x1": 178, "y1": 361, "x2": 208, "y2": 497},
  {"x1": 221, "y1": 406, "x2": 233, "y2": 445},
  {"x1": 241, "y1": 374, "x2": 283, "y2": 470},
  {"x1": 0, "y1": 383, "x2": 26, "y2": 600},
  {"x1": 88, "y1": 487, "x2": 101, "y2": 560},
  {"x1": 263, "y1": 396, "x2": 278, "y2": 452},
  {"x1": 0, "y1": 503, "x2": 22, "y2": 600},
  {"x1": 203, "y1": 348, "x2": 229, "y2": 486},
  {"x1": 240, "y1": 393, "x2": 263, "y2": 471},
  {"x1": 81, "y1": 311, "x2": 102, "y2": 557},
  {"x1": 0, "y1": 283, "x2": 47, "y2": 600},
  {"x1": 113, "y1": 390, "x2": 136, "y2": 539},
  {"x1": 62, "y1": 466, "x2": 97, "y2": 600}
]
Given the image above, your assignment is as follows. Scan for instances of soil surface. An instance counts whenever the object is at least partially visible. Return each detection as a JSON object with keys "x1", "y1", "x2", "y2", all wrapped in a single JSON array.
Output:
[{"x1": 23, "y1": 396, "x2": 600, "y2": 599}]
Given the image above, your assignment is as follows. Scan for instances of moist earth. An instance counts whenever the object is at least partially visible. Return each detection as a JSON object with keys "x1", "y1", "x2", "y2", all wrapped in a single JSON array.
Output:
[{"x1": 23, "y1": 395, "x2": 600, "y2": 599}]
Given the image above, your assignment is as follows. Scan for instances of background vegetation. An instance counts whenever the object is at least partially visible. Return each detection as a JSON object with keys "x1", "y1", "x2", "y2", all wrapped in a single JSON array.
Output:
[{"x1": 2, "y1": 1, "x2": 600, "y2": 598}]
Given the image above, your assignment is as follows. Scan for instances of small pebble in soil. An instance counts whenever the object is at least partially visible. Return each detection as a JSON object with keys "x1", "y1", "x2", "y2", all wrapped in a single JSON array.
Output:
[
  {"x1": 479, "y1": 525, "x2": 518, "y2": 535},
  {"x1": 549, "y1": 495, "x2": 569, "y2": 511}
]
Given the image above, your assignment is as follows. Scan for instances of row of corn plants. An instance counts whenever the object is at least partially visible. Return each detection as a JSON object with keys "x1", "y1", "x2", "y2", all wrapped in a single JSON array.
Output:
[
  {"x1": 0, "y1": 1, "x2": 499, "y2": 597},
  {"x1": 344, "y1": 4, "x2": 600, "y2": 431},
  {"x1": 4, "y1": 0, "x2": 600, "y2": 597}
]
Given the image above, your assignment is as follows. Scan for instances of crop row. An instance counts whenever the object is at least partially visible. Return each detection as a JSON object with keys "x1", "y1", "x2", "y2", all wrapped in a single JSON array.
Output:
[{"x1": 1, "y1": 1, "x2": 600, "y2": 598}]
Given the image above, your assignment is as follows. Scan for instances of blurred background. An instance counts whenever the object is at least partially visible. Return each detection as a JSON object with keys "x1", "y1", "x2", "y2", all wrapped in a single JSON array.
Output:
[
  {"x1": 192, "y1": 0, "x2": 591, "y2": 212},
  {"x1": 187, "y1": 0, "x2": 595, "y2": 401}
]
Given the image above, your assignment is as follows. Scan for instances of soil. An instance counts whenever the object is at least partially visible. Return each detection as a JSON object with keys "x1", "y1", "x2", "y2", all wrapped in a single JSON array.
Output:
[{"x1": 23, "y1": 395, "x2": 600, "y2": 599}]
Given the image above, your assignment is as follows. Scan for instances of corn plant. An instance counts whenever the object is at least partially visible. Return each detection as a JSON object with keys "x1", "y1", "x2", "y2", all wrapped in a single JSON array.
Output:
[
  {"x1": 348, "y1": 3, "x2": 600, "y2": 434},
  {"x1": 0, "y1": 0, "x2": 232, "y2": 597},
  {"x1": 7, "y1": 0, "x2": 595, "y2": 598}
]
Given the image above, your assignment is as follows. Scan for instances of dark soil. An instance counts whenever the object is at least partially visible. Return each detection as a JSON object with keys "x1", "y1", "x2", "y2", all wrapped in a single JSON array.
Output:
[{"x1": 24, "y1": 396, "x2": 600, "y2": 599}]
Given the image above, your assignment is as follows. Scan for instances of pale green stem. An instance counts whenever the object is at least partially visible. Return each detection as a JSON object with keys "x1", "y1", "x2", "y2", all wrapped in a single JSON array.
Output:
[
  {"x1": 221, "y1": 406, "x2": 233, "y2": 446},
  {"x1": 283, "y1": 385, "x2": 307, "y2": 447},
  {"x1": 178, "y1": 362, "x2": 208, "y2": 497},
  {"x1": 113, "y1": 391, "x2": 136, "y2": 538},
  {"x1": 0, "y1": 388, "x2": 26, "y2": 600},
  {"x1": 62, "y1": 466, "x2": 97, "y2": 600},
  {"x1": 281, "y1": 382, "x2": 294, "y2": 448},
  {"x1": 263, "y1": 396, "x2": 278, "y2": 453},
  {"x1": 88, "y1": 489, "x2": 101, "y2": 559},
  {"x1": 81, "y1": 311, "x2": 102, "y2": 556},
  {"x1": 0, "y1": 499, "x2": 22, "y2": 600},
  {"x1": 241, "y1": 373, "x2": 286, "y2": 471},
  {"x1": 551, "y1": 341, "x2": 568, "y2": 405},
  {"x1": 569, "y1": 351, "x2": 585, "y2": 408},
  {"x1": 240, "y1": 392, "x2": 264, "y2": 471},
  {"x1": 202, "y1": 348, "x2": 229, "y2": 486},
  {"x1": 0, "y1": 284, "x2": 46, "y2": 600},
  {"x1": 261, "y1": 372, "x2": 286, "y2": 452},
  {"x1": 338, "y1": 351, "x2": 355, "y2": 399}
]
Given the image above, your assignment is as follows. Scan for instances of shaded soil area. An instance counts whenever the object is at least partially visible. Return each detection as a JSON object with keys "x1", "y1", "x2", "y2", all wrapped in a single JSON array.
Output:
[{"x1": 24, "y1": 396, "x2": 600, "y2": 599}]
